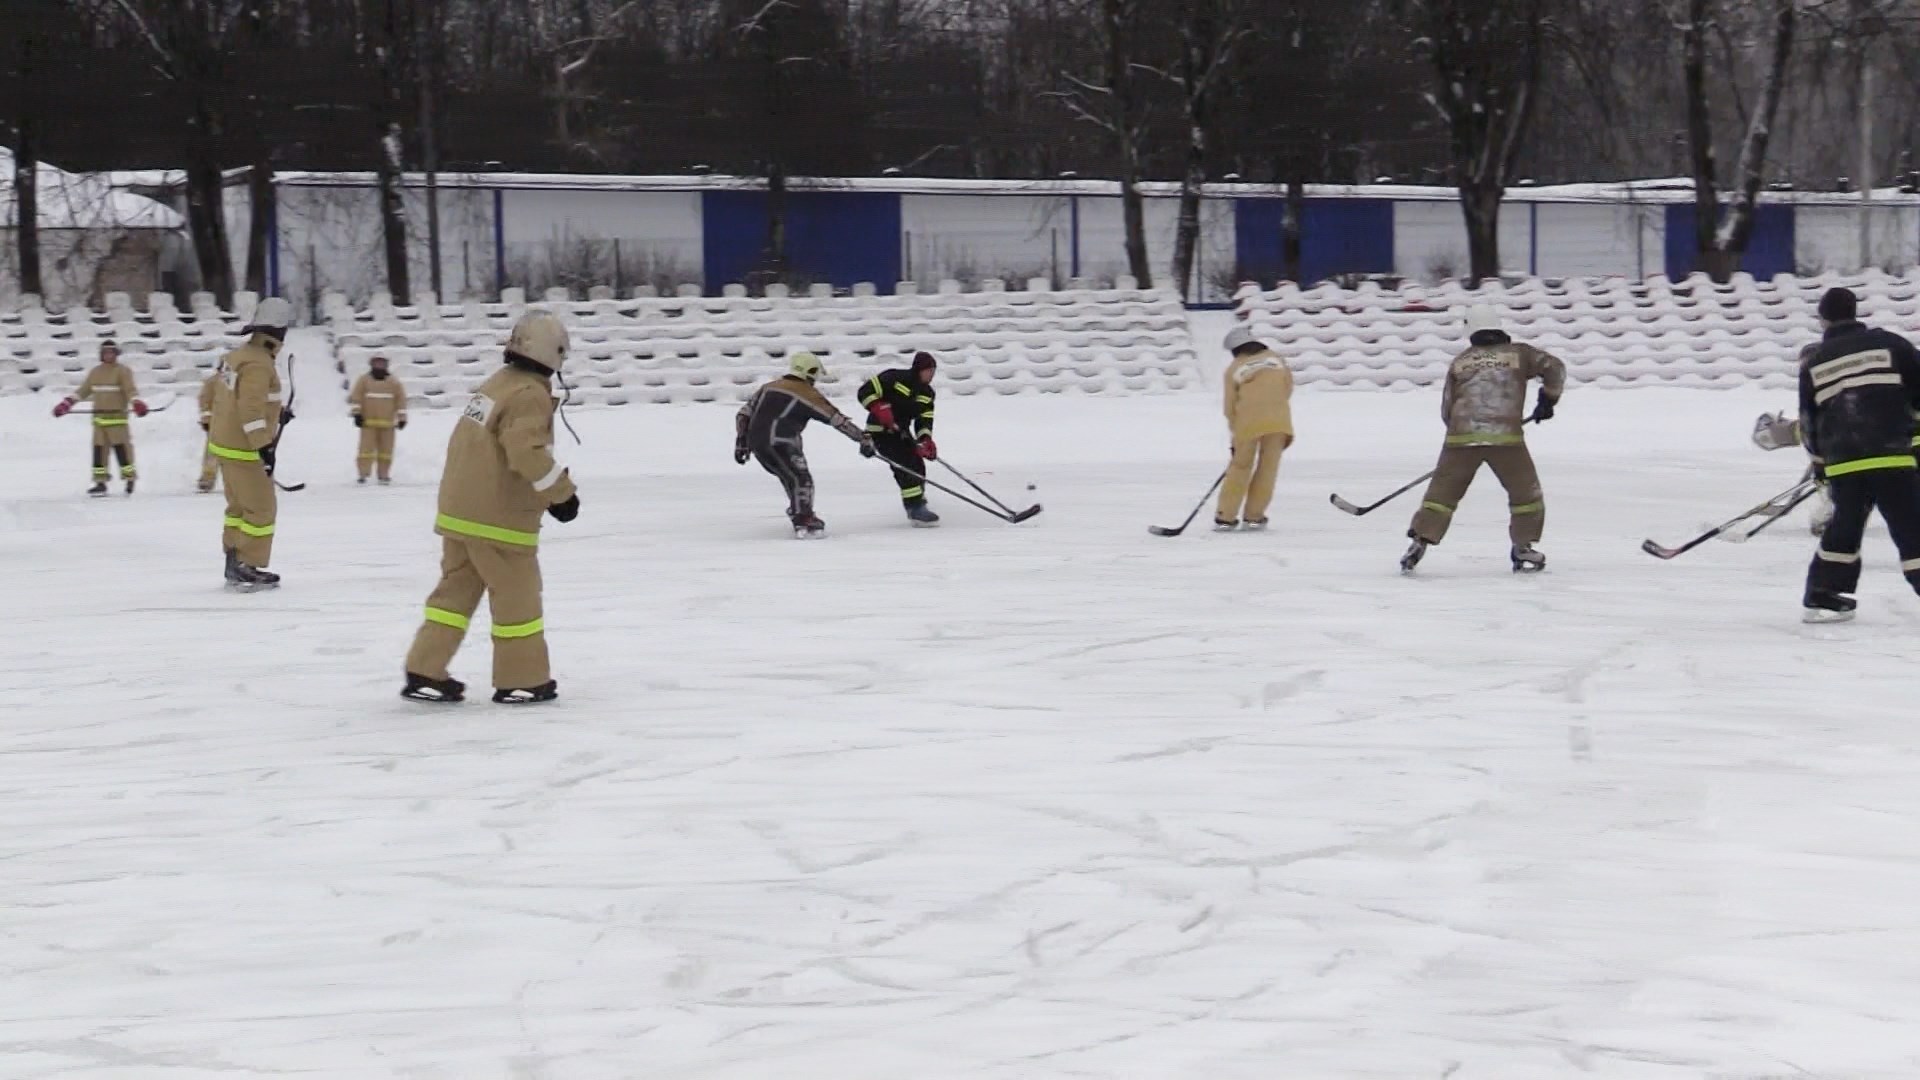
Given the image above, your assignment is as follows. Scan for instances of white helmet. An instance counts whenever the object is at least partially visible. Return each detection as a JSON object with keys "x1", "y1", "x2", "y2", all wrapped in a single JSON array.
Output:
[
  {"x1": 789, "y1": 350, "x2": 825, "y2": 382},
  {"x1": 506, "y1": 309, "x2": 569, "y2": 371},
  {"x1": 1464, "y1": 305, "x2": 1502, "y2": 337},
  {"x1": 1223, "y1": 326, "x2": 1262, "y2": 353},
  {"x1": 249, "y1": 297, "x2": 292, "y2": 338}
]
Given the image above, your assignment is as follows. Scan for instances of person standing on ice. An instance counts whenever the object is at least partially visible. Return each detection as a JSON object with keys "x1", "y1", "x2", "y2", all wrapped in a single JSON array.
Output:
[
  {"x1": 1401, "y1": 305, "x2": 1565, "y2": 575},
  {"x1": 735, "y1": 350, "x2": 877, "y2": 538},
  {"x1": 208, "y1": 298, "x2": 291, "y2": 591},
  {"x1": 401, "y1": 310, "x2": 579, "y2": 705},
  {"x1": 1795, "y1": 286, "x2": 1920, "y2": 623},
  {"x1": 349, "y1": 355, "x2": 409, "y2": 485},
  {"x1": 859, "y1": 350, "x2": 941, "y2": 527},
  {"x1": 1214, "y1": 326, "x2": 1294, "y2": 531},
  {"x1": 52, "y1": 341, "x2": 148, "y2": 496},
  {"x1": 196, "y1": 371, "x2": 221, "y2": 494}
]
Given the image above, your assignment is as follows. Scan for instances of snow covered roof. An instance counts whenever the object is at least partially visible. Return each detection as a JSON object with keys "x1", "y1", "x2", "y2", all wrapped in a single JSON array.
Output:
[{"x1": 0, "y1": 149, "x2": 184, "y2": 230}]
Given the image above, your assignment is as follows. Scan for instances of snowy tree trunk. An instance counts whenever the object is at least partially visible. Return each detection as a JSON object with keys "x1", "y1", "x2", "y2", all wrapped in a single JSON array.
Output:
[
  {"x1": 1119, "y1": 161, "x2": 1152, "y2": 288},
  {"x1": 1170, "y1": 124, "x2": 1205, "y2": 302},
  {"x1": 765, "y1": 163, "x2": 789, "y2": 286},
  {"x1": 1282, "y1": 176, "x2": 1305, "y2": 284},
  {"x1": 1715, "y1": 0, "x2": 1797, "y2": 270},
  {"x1": 244, "y1": 156, "x2": 273, "y2": 297},
  {"x1": 1681, "y1": 0, "x2": 1721, "y2": 276},
  {"x1": 1102, "y1": 0, "x2": 1152, "y2": 289},
  {"x1": 1461, "y1": 184, "x2": 1504, "y2": 285},
  {"x1": 375, "y1": 121, "x2": 411, "y2": 303},
  {"x1": 13, "y1": 27, "x2": 40, "y2": 299},
  {"x1": 183, "y1": 97, "x2": 234, "y2": 306}
]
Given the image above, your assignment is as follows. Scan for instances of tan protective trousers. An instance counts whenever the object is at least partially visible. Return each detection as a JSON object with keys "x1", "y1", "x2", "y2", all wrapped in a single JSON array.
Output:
[
  {"x1": 404, "y1": 537, "x2": 550, "y2": 690},
  {"x1": 357, "y1": 427, "x2": 396, "y2": 480},
  {"x1": 219, "y1": 458, "x2": 277, "y2": 566},
  {"x1": 1408, "y1": 443, "x2": 1544, "y2": 546},
  {"x1": 91, "y1": 422, "x2": 135, "y2": 482},
  {"x1": 1217, "y1": 433, "x2": 1288, "y2": 523}
]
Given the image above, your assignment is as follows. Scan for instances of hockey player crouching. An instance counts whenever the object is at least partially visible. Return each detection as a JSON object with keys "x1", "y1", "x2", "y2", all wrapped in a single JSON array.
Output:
[
  {"x1": 1401, "y1": 306, "x2": 1565, "y2": 574},
  {"x1": 859, "y1": 351, "x2": 941, "y2": 526},
  {"x1": 1795, "y1": 287, "x2": 1920, "y2": 623},
  {"x1": 735, "y1": 351, "x2": 877, "y2": 538}
]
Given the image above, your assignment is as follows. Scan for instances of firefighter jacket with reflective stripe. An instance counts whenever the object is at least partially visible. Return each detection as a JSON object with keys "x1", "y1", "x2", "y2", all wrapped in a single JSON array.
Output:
[
  {"x1": 76, "y1": 362, "x2": 138, "y2": 420},
  {"x1": 737, "y1": 375, "x2": 864, "y2": 448},
  {"x1": 435, "y1": 364, "x2": 577, "y2": 548},
  {"x1": 350, "y1": 373, "x2": 409, "y2": 428},
  {"x1": 1440, "y1": 340, "x2": 1566, "y2": 446},
  {"x1": 209, "y1": 336, "x2": 284, "y2": 453},
  {"x1": 1798, "y1": 321, "x2": 1920, "y2": 472},
  {"x1": 857, "y1": 368, "x2": 935, "y2": 436}
]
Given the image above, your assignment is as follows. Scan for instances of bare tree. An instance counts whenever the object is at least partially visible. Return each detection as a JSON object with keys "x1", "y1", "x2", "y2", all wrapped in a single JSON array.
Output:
[
  {"x1": 7, "y1": 3, "x2": 47, "y2": 298},
  {"x1": 1403, "y1": 0, "x2": 1549, "y2": 285},
  {"x1": 360, "y1": 0, "x2": 413, "y2": 301},
  {"x1": 1059, "y1": 0, "x2": 1156, "y2": 286},
  {"x1": 1683, "y1": 0, "x2": 1797, "y2": 282},
  {"x1": 1167, "y1": 0, "x2": 1249, "y2": 300}
]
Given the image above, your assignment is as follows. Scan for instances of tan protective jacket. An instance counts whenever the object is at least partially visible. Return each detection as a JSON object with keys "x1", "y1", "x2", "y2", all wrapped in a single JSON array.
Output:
[
  {"x1": 1440, "y1": 342, "x2": 1566, "y2": 446},
  {"x1": 1222, "y1": 349, "x2": 1295, "y2": 443},
  {"x1": 435, "y1": 365, "x2": 577, "y2": 549},
  {"x1": 209, "y1": 336, "x2": 284, "y2": 455},
  {"x1": 198, "y1": 374, "x2": 218, "y2": 427},
  {"x1": 350, "y1": 374, "x2": 409, "y2": 428},
  {"x1": 76, "y1": 363, "x2": 139, "y2": 419}
]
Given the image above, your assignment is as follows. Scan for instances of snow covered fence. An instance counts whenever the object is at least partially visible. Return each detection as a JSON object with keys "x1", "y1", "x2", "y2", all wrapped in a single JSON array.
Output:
[
  {"x1": 1232, "y1": 271, "x2": 1920, "y2": 392},
  {"x1": 328, "y1": 278, "x2": 1200, "y2": 409},
  {"x1": 0, "y1": 290, "x2": 260, "y2": 398}
]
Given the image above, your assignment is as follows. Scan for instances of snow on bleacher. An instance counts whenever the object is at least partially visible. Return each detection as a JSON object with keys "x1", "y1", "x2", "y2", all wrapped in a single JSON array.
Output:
[
  {"x1": 1232, "y1": 272, "x2": 1920, "y2": 392},
  {"x1": 0, "y1": 291, "x2": 256, "y2": 398},
  {"x1": 328, "y1": 279, "x2": 1201, "y2": 409}
]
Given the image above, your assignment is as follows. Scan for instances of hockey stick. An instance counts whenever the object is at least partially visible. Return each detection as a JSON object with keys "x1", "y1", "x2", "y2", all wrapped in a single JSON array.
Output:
[
  {"x1": 1331, "y1": 417, "x2": 1541, "y2": 516},
  {"x1": 878, "y1": 457, "x2": 1042, "y2": 523},
  {"x1": 61, "y1": 392, "x2": 179, "y2": 416},
  {"x1": 1727, "y1": 483, "x2": 1819, "y2": 542},
  {"x1": 1641, "y1": 478, "x2": 1819, "y2": 560},
  {"x1": 1149, "y1": 469, "x2": 1228, "y2": 537},
  {"x1": 938, "y1": 458, "x2": 1021, "y2": 515},
  {"x1": 266, "y1": 348, "x2": 304, "y2": 493}
]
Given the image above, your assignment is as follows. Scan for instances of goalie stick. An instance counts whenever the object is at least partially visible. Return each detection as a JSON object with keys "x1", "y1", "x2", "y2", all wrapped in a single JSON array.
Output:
[{"x1": 1641, "y1": 477, "x2": 1819, "y2": 560}]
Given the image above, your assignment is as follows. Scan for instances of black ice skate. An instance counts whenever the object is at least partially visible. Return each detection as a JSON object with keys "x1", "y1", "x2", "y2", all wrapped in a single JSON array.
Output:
[
  {"x1": 196, "y1": 480, "x2": 215, "y2": 494},
  {"x1": 401, "y1": 672, "x2": 466, "y2": 703},
  {"x1": 792, "y1": 513, "x2": 827, "y2": 539},
  {"x1": 224, "y1": 550, "x2": 280, "y2": 593},
  {"x1": 357, "y1": 476, "x2": 367, "y2": 485},
  {"x1": 123, "y1": 478, "x2": 135, "y2": 496},
  {"x1": 1213, "y1": 517, "x2": 1239, "y2": 532},
  {"x1": 493, "y1": 681, "x2": 559, "y2": 705},
  {"x1": 87, "y1": 481, "x2": 108, "y2": 498},
  {"x1": 1511, "y1": 544, "x2": 1546, "y2": 573},
  {"x1": 906, "y1": 502, "x2": 941, "y2": 528},
  {"x1": 1399, "y1": 538, "x2": 1429, "y2": 574},
  {"x1": 1802, "y1": 589, "x2": 1857, "y2": 624},
  {"x1": 1242, "y1": 518, "x2": 1269, "y2": 531}
]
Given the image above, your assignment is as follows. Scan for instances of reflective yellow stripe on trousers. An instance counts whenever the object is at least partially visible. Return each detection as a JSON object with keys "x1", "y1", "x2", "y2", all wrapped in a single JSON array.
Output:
[
  {"x1": 424, "y1": 607, "x2": 470, "y2": 631},
  {"x1": 223, "y1": 516, "x2": 275, "y2": 537},
  {"x1": 1825, "y1": 455, "x2": 1918, "y2": 478},
  {"x1": 492, "y1": 618, "x2": 544, "y2": 639},
  {"x1": 436, "y1": 513, "x2": 540, "y2": 547}
]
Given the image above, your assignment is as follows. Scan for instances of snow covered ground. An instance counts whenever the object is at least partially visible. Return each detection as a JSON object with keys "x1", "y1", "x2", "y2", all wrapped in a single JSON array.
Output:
[{"x1": 7, "y1": 363, "x2": 1920, "y2": 1080}]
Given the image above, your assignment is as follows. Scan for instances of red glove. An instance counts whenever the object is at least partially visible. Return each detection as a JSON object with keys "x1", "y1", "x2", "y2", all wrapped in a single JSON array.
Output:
[
  {"x1": 132, "y1": 399, "x2": 149, "y2": 418},
  {"x1": 916, "y1": 435, "x2": 938, "y2": 460},
  {"x1": 868, "y1": 401, "x2": 897, "y2": 430},
  {"x1": 52, "y1": 398, "x2": 74, "y2": 418}
]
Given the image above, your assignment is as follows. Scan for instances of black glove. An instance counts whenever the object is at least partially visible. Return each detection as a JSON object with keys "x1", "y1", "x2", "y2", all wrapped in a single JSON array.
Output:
[
  {"x1": 280, "y1": 407, "x2": 295, "y2": 426},
  {"x1": 859, "y1": 437, "x2": 877, "y2": 459},
  {"x1": 397, "y1": 419, "x2": 406, "y2": 430},
  {"x1": 259, "y1": 444, "x2": 277, "y2": 474},
  {"x1": 199, "y1": 422, "x2": 209, "y2": 433},
  {"x1": 353, "y1": 415, "x2": 364, "y2": 428},
  {"x1": 1529, "y1": 395, "x2": 1557, "y2": 423},
  {"x1": 734, "y1": 442, "x2": 750, "y2": 466},
  {"x1": 547, "y1": 493, "x2": 580, "y2": 523}
]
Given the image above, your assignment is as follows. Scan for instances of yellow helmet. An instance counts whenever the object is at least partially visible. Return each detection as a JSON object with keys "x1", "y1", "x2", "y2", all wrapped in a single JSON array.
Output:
[
  {"x1": 789, "y1": 350, "x2": 825, "y2": 382},
  {"x1": 506, "y1": 309, "x2": 569, "y2": 371}
]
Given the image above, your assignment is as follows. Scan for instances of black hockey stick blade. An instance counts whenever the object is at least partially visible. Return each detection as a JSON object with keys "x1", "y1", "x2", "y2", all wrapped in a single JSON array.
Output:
[
  {"x1": 1150, "y1": 469, "x2": 1228, "y2": 537},
  {"x1": 274, "y1": 479, "x2": 306, "y2": 492},
  {"x1": 1642, "y1": 478, "x2": 1818, "y2": 560},
  {"x1": 878, "y1": 459, "x2": 1028, "y2": 524},
  {"x1": 1008, "y1": 504, "x2": 1043, "y2": 523}
]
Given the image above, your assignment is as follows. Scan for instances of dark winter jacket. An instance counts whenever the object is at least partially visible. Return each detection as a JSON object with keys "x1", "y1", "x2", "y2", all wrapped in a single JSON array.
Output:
[
  {"x1": 736, "y1": 375, "x2": 864, "y2": 449},
  {"x1": 858, "y1": 368, "x2": 936, "y2": 437},
  {"x1": 1798, "y1": 321, "x2": 1920, "y2": 474}
]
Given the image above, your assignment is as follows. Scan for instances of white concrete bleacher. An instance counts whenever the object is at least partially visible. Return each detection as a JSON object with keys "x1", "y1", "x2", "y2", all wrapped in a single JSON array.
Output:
[
  {"x1": 1231, "y1": 272, "x2": 1920, "y2": 392},
  {"x1": 328, "y1": 278, "x2": 1201, "y2": 409},
  {"x1": 0, "y1": 290, "x2": 256, "y2": 400}
]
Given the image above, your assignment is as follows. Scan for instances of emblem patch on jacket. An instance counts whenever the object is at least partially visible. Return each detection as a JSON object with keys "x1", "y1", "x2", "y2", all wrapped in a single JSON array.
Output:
[{"x1": 463, "y1": 394, "x2": 494, "y2": 426}]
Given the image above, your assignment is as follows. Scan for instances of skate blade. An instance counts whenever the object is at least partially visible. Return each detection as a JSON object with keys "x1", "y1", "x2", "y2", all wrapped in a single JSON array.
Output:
[
  {"x1": 224, "y1": 580, "x2": 280, "y2": 594},
  {"x1": 1802, "y1": 609, "x2": 1856, "y2": 625},
  {"x1": 1513, "y1": 563, "x2": 1546, "y2": 574},
  {"x1": 910, "y1": 520, "x2": 940, "y2": 529},
  {"x1": 793, "y1": 530, "x2": 827, "y2": 540},
  {"x1": 401, "y1": 689, "x2": 464, "y2": 704}
]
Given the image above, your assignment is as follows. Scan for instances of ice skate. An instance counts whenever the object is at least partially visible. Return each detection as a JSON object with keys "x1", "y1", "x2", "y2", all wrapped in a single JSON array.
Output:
[
  {"x1": 1399, "y1": 538, "x2": 1429, "y2": 574},
  {"x1": 1802, "y1": 589, "x2": 1857, "y2": 624},
  {"x1": 401, "y1": 672, "x2": 466, "y2": 703},
  {"x1": 357, "y1": 476, "x2": 367, "y2": 485},
  {"x1": 906, "y1": 502, "x2": 941, "y2": 528},
  {"x1": 378, "y1": 477, "x2": 391, "y2": 486},
  {"x1": 123, "y1": 478, "x2": 135, "y2": 496},
  {"x1": 1511, "y1": 543, "x2": 1546, "y2": 573},
  {"x1": 87, "y1": 481, "x2": 108, "y2": 498},
  {"x1": 196, "y1": 480, "x2": 214, "y2": 494},
  {"x1": 224, "y1": 549, "x2": 280, "y2": 593},
  {"x1": 792, "y1": 513, "x2": 827, "y2": 539},
  {"x1": 1213, "y1": 517, "x2": 1239, "y2": 532},
  {"x1": 1241, "y1": 518, "x2": 1269, "y2": 531},
  {"x1": 493, "y1": 681, "x2": 559, "y2": 705}
]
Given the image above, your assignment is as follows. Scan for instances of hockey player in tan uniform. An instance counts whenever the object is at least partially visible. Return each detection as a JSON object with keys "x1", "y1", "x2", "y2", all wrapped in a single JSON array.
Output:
[
  {"x1": 208, "y1": 298, "x2": 291, "y2": 591},
  {"x1": 197, "y1": 373, "x2": 221, "y2": 493},
  {"x1": 349, "y1": 355, "x2": 408, "y2": 484},
  {"x1": 402, "y1": 310, "x2": 579, "y2": 705},
  {"x1": 53, "y1": 341, "x2": 149, "y2": 496},
  {"x1": 1214, "y1": 326, "x2": 1295, "y2": 531},
  {"x1": 1401, "y1": 306, "x2": 1565, "y2": 574},
  {"x1": 735, "y1": 351, "x2": 876, "y2": 537}
]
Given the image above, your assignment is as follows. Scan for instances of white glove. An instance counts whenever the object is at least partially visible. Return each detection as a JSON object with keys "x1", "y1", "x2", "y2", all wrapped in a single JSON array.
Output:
[{"x1": 1752, "y1": 411, "x2": 1799, "y2": 451}]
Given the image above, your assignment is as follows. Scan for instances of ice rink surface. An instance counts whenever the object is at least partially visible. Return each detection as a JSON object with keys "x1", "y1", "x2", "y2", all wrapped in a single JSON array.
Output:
[{"x1": 6, "y1": 359, "x2": 1920, "y2": 1079}]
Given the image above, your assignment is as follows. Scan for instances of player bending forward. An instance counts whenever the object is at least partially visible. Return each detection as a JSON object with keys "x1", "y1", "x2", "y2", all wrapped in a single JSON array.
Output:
[
  {"x1": 735, "y1": 351, "x2": 877, "y2": 537},
  {"x1": 1401, "y1": 306, "x2": 1565, "y2": 575},
  {"x1": 859, "y1": 351, "x2": 941, "y2": 527},
  {"x1": 1796, "y1": 287, "x2": 1920, "y2": 623}
]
